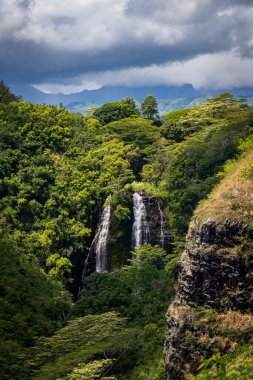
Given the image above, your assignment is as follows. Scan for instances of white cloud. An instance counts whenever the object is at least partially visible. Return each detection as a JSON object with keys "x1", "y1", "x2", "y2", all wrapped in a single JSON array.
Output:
[
  {"x1": 11, "y1": 0, "x2": 198, "y2": 51},
  {"x1": 35, "y1": 81, "x2": 101, "y2": 94},
  {"x1": 14, "y1": 0, "x2": 128, "y2": 51},
  {"x1": 2, "y1": 0, "x2": 252, "y2": 53},
  {"x1": 1, "y1": 0, "x2": 253, "y2": 89},
  {"x1": 0, "y1": 0, "x2": 28, "y2": 35}
]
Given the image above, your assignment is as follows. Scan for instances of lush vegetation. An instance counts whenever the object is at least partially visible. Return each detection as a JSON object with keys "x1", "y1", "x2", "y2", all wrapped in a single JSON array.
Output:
[
  {"x1": 0, "y1": 81, "x2": 252, "y2": 378},
  {"x1": 191, "y1": 308, "x2": 253, "y2": 380},
  {"x1": 193, "y1": 348, "x2": 253, "y2": 380},
  {"x1": 143, "y1": 94, "x2": 253, "y2": 237},
  {"x1": 93, "y1": 101, "x2": 138, "y2": 125}
]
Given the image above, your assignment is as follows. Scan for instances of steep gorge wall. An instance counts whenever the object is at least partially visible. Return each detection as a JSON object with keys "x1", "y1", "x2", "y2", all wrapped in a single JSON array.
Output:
[
  {"x1": 165, "y1": 220, "x2": 253, "y2": 379},
  {"x1": 164, "y1": 151, "x2": 253, "y2": 379},
  {"x1": 174, "y1": 220, "x2": 252, "y2": 311}
]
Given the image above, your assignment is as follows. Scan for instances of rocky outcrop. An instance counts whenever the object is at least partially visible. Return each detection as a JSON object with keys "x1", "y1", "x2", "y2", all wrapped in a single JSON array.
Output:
[
  {"x1": 138, "y1": 191, "x2": 172, "y2": 250},
  {"x1": 175, "y1": 219, "x2": 253, "y2": 311},
  {"x1": 164, "y1": 218, "x2": 253, "y2": 379}
]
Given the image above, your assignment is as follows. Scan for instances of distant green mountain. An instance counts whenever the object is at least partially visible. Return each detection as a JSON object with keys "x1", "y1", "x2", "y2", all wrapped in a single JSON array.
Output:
[
  {"x1": 9, "y1": 83, "x2": 253, "y2": 116},
  {"x1": 67, "y1": 95, "x2": 252, "y2": 116}
]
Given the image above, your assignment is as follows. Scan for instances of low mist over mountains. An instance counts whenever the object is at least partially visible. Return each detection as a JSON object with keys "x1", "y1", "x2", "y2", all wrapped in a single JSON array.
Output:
[{"x1": 10, "y1": 83, "x2": 253, "y2": 115}]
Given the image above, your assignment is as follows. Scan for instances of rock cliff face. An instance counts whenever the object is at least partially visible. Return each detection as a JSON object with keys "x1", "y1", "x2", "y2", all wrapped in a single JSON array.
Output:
[
  {"x1": 165, "y1": 150, "x2": 253, "y2": 379},
  {"x1": 164, "y1": 149, "x2": 253, "y2": 379},
  {"x1": 139, "y1": 191, "x2": 172, "y2": 250},
  {"x1": 165, "y1": 218, "x2": 253, "y2": 379},
  {"x1": 175, "y1": 219, "x2": 252, "y2": 311}
]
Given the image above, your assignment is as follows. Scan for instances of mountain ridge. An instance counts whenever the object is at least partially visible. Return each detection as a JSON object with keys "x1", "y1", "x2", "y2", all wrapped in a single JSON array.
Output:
[
  {"x1": 10, "y1": 83, "x2": 200, "y2": 105},
  {"x1": 9, "y1": 83, "x2": 253, "y2": 116}
]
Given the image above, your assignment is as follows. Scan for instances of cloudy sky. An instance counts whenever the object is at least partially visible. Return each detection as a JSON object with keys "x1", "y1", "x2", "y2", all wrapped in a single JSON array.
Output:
[{"x1": 1, "y1": 0, "x2": 253, "y2": 93}]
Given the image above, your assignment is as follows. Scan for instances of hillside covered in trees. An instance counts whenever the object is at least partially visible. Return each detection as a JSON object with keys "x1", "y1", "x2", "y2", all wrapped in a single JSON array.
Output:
[{"x1": 0, "y1": 82, "x2": 253, "y2": 379}]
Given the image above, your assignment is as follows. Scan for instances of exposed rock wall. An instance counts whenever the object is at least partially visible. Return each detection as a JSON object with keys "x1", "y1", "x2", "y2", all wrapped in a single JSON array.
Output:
[
  {"x1": 139, "y1": 191, "x2": 172, "y2": 250},
  {"x1": 164, "y1": 219, "x2": 253, "y2": 379}
]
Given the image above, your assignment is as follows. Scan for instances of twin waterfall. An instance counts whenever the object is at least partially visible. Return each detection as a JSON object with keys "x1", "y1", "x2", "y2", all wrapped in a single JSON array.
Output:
[
  {"x1": 82, "y1": 198, "x2": 112, "y2": 279},
  {"x1": 93, "y1": 205, "x2": 111, "y2": 273},
  {"x1": 132, "y1": 192, "x2": 150, "y2": 247},
  {"x1": 132, "y1": 192, "x2": 167, "y2": 249},
  {"x1": 83, "y1": 192, "x2": 169, "y2": 280},
  {"x1": 95, "y1": 205, "x2": 111, "y2": 273}
]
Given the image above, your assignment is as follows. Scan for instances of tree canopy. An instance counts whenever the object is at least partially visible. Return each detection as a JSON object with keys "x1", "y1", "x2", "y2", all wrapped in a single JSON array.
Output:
[
  {"x1": 93, "y1": 101, "x2": 137, "y2": 125},
  {"x1": 0, "y1": 86, "x2": 252, "y2": 379},
  {"x1": 141, "y1": 94, "x2": 159, "y2": 120},
  {"x1": 0, "y1": 80, "x2": 21, "y2": 103}
]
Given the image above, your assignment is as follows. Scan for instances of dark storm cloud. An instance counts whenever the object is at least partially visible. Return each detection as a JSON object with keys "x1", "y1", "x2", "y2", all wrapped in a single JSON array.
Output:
[
  {"x1": 226, "y1": 0, "x2": 253, "y2": 5},
  {"x1": 0, "y1": 28, "x2": 236, "y2": 85},
  {"x1": 125, "y1": 0, "x2": 253, "y2": 55},
  {"x1": 0, "y1": 0, "x2": 252, "y2": 90}
]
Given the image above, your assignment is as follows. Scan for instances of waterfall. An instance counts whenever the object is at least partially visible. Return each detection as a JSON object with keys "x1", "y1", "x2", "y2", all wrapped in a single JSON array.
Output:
[
  {"x1": 132, "y1": 192, "x2": 150, "y2": 248},
  {"x1": 95, "y1": 204, "x2": 111, "y2": 273},
  {"x1": 158, "y1": 203, "x2": 166, "y2": 248},
  {"x1": 81, "y1": 197, "x2": 111, "y2": 284}
]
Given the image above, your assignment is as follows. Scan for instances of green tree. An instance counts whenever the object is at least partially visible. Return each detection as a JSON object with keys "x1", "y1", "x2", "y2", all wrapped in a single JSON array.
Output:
[
  {"x1": 24, "y1": 312, "x2": 135, "y2": 379},
  {"x1": 194, "y1": 349, "x2": 253, "y2": 380},
  {"x1": 122, "y1": 96, "x2": 138, "y2": 112},
  {"x1": 0, "y1": 80, "x2": 21, "y2": 103},
  {"x1": 65, "y1": 359, "x2": 116, "y2": 380},
  {"x1": 0, "y1": 237, "x2": 72, "y2": 379},
  {"x1": 141, "y1": 94, "x2": 159, "y2": 120},
  {"x1": 93, "y1": 101, "x2": 137, "y2": 125}
]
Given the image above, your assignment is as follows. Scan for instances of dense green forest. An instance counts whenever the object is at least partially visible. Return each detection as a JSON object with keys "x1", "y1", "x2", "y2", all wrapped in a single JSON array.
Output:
[{"x1": 0, "y1": 81, "x2": 253, "y2": 379}]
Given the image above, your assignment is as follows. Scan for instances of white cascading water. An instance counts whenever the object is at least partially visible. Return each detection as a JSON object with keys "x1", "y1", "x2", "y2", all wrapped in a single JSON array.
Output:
[
  {"x1": 81, "y1": 199, "x2": 111, "y2": 287},
  {"x1": 158, "y1": 203, "x2": 166, "y2": 248},
  {"x1": 132, "y1": 192, "x2": 150, "y2": 248},
  {"x1": 95, "y1": 204, "x2": 111, "y2": 273}
]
